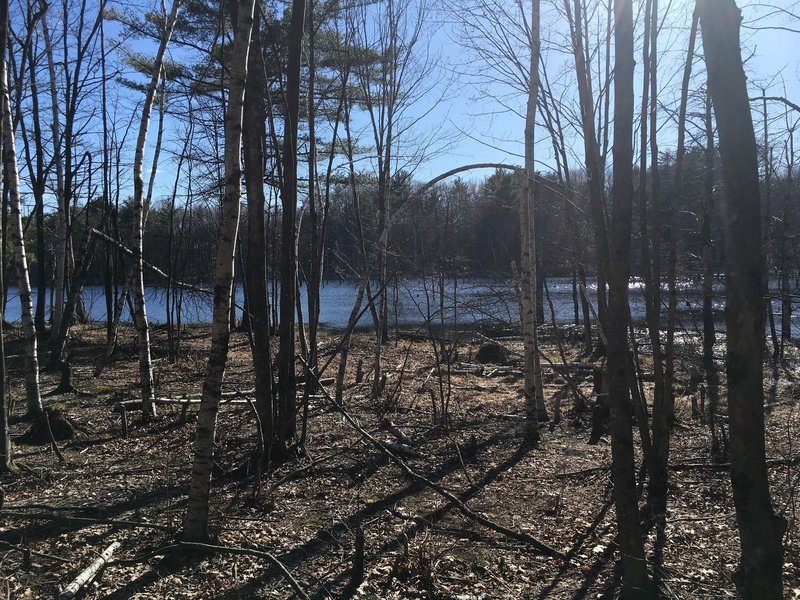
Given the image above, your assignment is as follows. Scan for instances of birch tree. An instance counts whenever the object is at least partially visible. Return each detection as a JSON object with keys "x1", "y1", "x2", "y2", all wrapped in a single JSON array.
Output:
[
  {"x1": 519, "y1": 0, "x2": 546, "y2": 441},
  {"x1": 2, "y1": 8, "x2": 44, "y2": 418},
  {"x1": 184, "y1": 0, "x2": 256, "y2": 542},
  {"x1": 0, "y1": 0, "x2": 12, "y2": 470},
  {"x1": 129, "y1": 0, "x2": 182, "y2": 420},
  {"x1": 450, "y1": 0, "x2": 548, "y2": 432}
]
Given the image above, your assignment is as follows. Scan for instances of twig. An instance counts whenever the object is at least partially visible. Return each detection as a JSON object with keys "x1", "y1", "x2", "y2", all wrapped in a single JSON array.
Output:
[
  {"x1": 43, "y1": 411, "x2": 66, "y2": 464},
  {"x1": 668, "y1": 512, "x2": 736, "y2": 523},
  {"x1": 182, "y1": 541, "x2": 309, "y2": 599},
  {"x1": 263, "y1": 440, "x2": 360, "y2": 499},
  {"x1": 554, "y1": 466, "x2": 610, "y2": 479}
]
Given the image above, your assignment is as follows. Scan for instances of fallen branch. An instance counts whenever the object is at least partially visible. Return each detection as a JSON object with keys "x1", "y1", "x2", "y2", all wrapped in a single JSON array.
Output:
[
  {"x1": 113, "y1": 397, "x2": 252, "y2": 412},
  {"x1": 112, "y1": 542, "x2": 308, "y2": 599},
  {"x1": 669, "y1": 454, "x2": 800, "y2": 471},
  {"x1": 90, "y1": 229, "x2": 210, "y2": 296},
  {"x1": 57, "y1": 540, "x2": 120, "y2": 599},
  {"x1": 0, "y1": 510, "x2": 172, "y2": 531},
  {"x1": 554, "y1": 466, "x2": 610, "y2": 479},
  {"x1": 183, "y1": 541, "x2": 309, "y2": 598},
  {"x1": 263, "y1": 440, "x2": 361, "y2": 499},
  {"x1": 301, "y1": 359, "x2": 564, "y2": 558},
  {"x1": 546, "y1": 363, "x2": 596, "y2": 372},
  {"x1": 0, "y1": 540, "x2": 71, "y2": 563}
]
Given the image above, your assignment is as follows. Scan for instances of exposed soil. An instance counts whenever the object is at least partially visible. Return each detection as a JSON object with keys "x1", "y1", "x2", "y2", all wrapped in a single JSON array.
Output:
[{"x1": 1, "y1": 323, "x2": 799, "y2": 598}]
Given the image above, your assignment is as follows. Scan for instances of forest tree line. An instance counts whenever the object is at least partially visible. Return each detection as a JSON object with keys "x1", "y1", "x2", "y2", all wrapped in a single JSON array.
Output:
[{"x1": 5, "y1": 146, "x2": 799, "y2": 301}]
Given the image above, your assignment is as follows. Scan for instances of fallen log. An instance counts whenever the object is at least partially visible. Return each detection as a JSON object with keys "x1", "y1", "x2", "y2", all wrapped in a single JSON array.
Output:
[
  {"x1": 450, "y1": 368, "x2": 485, "y2": 376},
  {"x1": 669, "y1": 454, "x2": 800, "y2": 471},
  {"x1": 545, "y1": 363, "x2": 595, "y2": 372},
  {"x1": 485, "y1": 367, "x2": 523, "y2": 377},
  {"x1": 113, "y1": 397, "x2": 252, "y2": 412},
  {"x1": 57, "y1": 541, "x2": 120, "y2": 600}
]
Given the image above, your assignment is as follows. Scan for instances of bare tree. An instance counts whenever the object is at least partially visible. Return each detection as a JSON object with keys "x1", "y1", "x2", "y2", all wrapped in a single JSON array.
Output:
[
  {"x1": 241, "y1": 3, "x2": 273, "y2": 467},
  {"x1": 2, "y1": 9, "x2": 43, "y2": 418},
  {"x1": 450, "y1": 0, "x2": 547, "y2": 431},
  {"x1": 0, "y1": 0, "x2": 12, "y2": 471},
  {"x1": 519, "y1": 0, "x2": 547, "y2": 441},
  {"x1": 129, "y1": 0, "x2": 182, "y2": 420},
  {"x1": 701, "y1": 90, "x2": 720, "y2": 449},
  {"x1": 698, "y1": 0, "x2": 785, "y2": 597},
  {"x1": 275, "y1": 0, "x2": 307, "y2": 454},
  {"x1": 184, "y1": 0, "x2": 256, "y2": 543},
  {"x1": 606, "y1": 0, "x2": 651, "y2": 594}
]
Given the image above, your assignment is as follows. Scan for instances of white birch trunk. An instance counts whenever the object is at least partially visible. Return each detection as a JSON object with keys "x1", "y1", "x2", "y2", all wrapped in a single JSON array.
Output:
[
  {"x1": 520, "y1": 0, "x2": 545, "y2": 440},
  {"x1": 40, "y1": 6, "x2": 65, "y2": 335},
  {"x1": 2, "y1": 61, "x2": 43, "y2": 417},
  {"x1": 184, "y1": 0, "x2": 256, "y2": 542},
  {"x1": 130, "y1": 0, "x2": 182, "y2": 419}
]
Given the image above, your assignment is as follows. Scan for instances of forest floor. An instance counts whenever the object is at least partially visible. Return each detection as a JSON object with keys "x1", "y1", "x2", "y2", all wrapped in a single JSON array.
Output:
[{"x1": 1, "y1": 323, "x2": 800, "y2": 599}]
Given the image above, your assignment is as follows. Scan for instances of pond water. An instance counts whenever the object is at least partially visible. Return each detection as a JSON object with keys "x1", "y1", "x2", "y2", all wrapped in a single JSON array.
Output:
[{"x1": 2, "y1": 277, "x2": 797, "y2": 335}]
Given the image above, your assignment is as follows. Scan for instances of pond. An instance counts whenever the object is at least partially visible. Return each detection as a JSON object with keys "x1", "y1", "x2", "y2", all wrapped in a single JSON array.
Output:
[{"x1": 2, "y1": 277, "x2": 797, "y2": 335}]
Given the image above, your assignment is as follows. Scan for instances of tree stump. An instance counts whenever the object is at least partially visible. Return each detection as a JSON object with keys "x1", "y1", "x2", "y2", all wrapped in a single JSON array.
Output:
[
  {"x1": 43, "y1": 361, "x2": 80, "y2": 396},
  {"x1": 16, "y1": 408, "x2": 75, "y2": 445}
]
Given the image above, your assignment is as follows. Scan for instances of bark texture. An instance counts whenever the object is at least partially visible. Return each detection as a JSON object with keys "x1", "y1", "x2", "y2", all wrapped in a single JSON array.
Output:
[
  {"x1": 698, "y1": 1, "x2": 785, "y2": 597},
  {"x1": 130, "y1": 0, "x2": 182, "y2": 419},
  {"x1": 607, "y1": 0, "x2": 650, "y2": 595},
  {"x1": 2, "y1": 45, "x2": 43, "y2": 418},
  {"x1": 184, "y1": 0, "x2": 256, "y2": 543}
]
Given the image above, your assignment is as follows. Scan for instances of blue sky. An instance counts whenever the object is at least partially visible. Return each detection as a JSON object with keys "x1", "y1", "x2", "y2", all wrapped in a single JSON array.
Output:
[
  {"x1": 408, "y1": 0, "x2": 800, "y2": 183},
  {"x1": 119, "y1": 0, "x2": 800, "y2": 206}
]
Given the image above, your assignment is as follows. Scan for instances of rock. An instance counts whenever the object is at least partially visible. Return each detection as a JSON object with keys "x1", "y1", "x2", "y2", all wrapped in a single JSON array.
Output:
[{"x1": 475, "y1": 342, "x2": 510, "y2": 365}]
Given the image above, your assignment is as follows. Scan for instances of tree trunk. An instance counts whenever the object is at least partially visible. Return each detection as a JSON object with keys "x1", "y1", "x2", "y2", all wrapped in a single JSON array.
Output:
[
  {"x1": 607, "y1": 0, "x2": 650, "y2": 594},
  {"x1": 0, "y1": 0, "x2": 11, "y2": 472},
  {"x1": 701, "y1": 92, "x2": 719, "y2": 443},
  {"x1": 651, "y1": 2, "x2": 699, "y2": 512},
  {"x1": 20, "y1": 40, "x2": 48, "y2": 333},
  {"x1": 519, "y1": 0, "x2": 546, "y2": 442},
  {"x1": 564, "y1": 0, "x2": 610, "y2": 350},
  {"x1": 39, "y1": 5, "x2": 66, "y2": 337},
  {"x1": 50, "y1": 227, "x2": 95, "y2": 367},
  {"x1": 242, "y1": 8, "x2": 273, "y2": 466},
  {"x1": 276, "y1": 0, "x2": 307, "y2": 453},
  {"x1": 2, "y1": 46, "x2": 43, "y2": 418},
  {"x1": 637, "y1": 0, "x2": 664, "y2": 494},
  {"x1": 184, "y1": 0, "x2": 256, "y2": 543},
  {"x1": 130, "y1": 0, "x2": 182, "y2": 419},
  {"x1": 698, "y1": 1, "x2": 786, "y2": 597},
  {"x1": 780, "y1": 129, "x2": 794, "y2": 359},
  {"x1": 762, "y1": 96, "x2": 780, "y2": 363}
]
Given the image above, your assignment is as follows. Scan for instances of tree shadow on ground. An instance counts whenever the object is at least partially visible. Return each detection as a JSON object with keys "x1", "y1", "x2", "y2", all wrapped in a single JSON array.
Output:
[
  {"x1": 214, "y1": 424, "x2": 527, "y2": 599},
  {"x1": 537, "y1": 481, "x2": 613, "y2": 599},
  {"x1": 0, "y1": 485, "x2": 185, "y2": 546}
]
